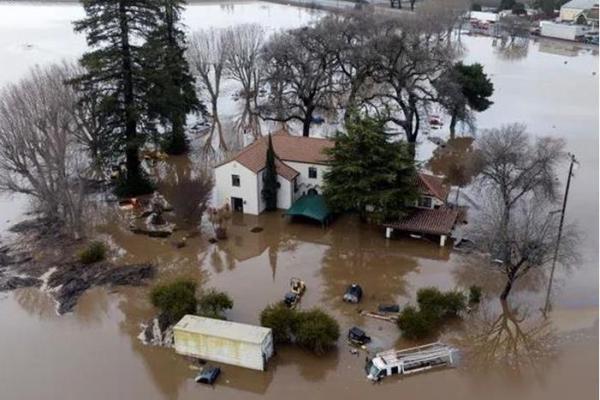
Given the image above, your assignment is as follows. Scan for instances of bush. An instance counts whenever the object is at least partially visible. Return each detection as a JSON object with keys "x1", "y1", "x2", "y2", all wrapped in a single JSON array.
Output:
[
  {"x1": 260, "y1": 303, "x2": 297, "y2": 344},
  {"x1": 293, "y1": 309, "x2": 340, "y2": 355},
  {"x1": 468, "y1": 285, "x2": 482, "y2": 305},
  {"x1": 471, "y1": 3, "x2": 482, "y2": 11},
  {"x1": 398, "y1": 288, "x2": 467, "y2": 340},
  {"x1": 79, "y1": 241, "x2": 106, "y2": 264},
  {"x1": 259, "y1": 305, "x2": 340, "y2": 354},
  {"x1": 397, "y1": 305, "x2": 438, "y2": 340},
  {"x1": 150, "y1": 279, "x2": 198, "y2": 325},
  {"x1": 197, "y1": 289, "x2": 233, "y2": 320}
]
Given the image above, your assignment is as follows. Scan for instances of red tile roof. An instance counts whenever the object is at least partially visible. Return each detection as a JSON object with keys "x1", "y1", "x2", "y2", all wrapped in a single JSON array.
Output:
[
  {"x1": 215, "y1": 132, "x2": 333, "y2": 181},
  {"x1": 383, "y1": 208, "x2": 459, "y2": 236},
  {"x1": 417, "y1": 173, "x2": 450, "y2": 202}
]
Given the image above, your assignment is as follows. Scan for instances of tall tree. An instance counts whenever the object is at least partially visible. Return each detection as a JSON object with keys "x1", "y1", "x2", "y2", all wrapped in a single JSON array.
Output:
[
  {"x1": 73, "y1": 0, "x2": 158, "y2": 196},
  {"x1": 259, "y1": 27, "x2": 338, "y2": 137},
  {"x1": 323, "y1": 114, "x2": 417, "y2": 223},
  {"x1": 436, "y1": 62, "x2": 494, "y2": 138},
  {"x1": 261, "y1": 135, "x2": 278, "y2": 211},
  {"x1": 144, "y1": 0, "x2": 201, "y2": 155}
]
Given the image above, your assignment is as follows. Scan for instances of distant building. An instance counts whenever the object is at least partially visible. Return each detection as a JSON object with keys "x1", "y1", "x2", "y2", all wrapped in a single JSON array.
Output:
[
  {"x1": 559, "y1": 0, "x2": 599, "y2": 23},
  {"x1": 540, "y1": 20, "x2": 594, "y2": 40}
]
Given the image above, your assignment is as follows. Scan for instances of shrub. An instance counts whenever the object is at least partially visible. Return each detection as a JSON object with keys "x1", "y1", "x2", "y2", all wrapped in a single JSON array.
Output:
[
  {"x1": 79, "y1": 241, "x2": 106, "y2": 264},
  {"x1": 260, "y1": 303, "x2": 297, "y2": 344},
  {"x1": 150, "y1": 279, "x2": 197, "y2": 325},
  {"x1": 397, "y1": 305, "x2": 438, "y2": 340},
  {"x1": 471, "y1": 3, "x2": 482, "y2": 11},
  {"x1": 293, "y1": 308, "x2": 340, "y2": 355},
  {"x1": 197, "y1": 289, "x2": 233, "y2": 320},
  {"x1": 468, "y1": 285, "x2": 482, "y2": 306}
]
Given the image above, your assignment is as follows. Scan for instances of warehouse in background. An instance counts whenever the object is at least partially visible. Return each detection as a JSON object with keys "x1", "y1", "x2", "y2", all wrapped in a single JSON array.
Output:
[{"x1": 174, "y1": 315, "x2": 274, "y2": 371}]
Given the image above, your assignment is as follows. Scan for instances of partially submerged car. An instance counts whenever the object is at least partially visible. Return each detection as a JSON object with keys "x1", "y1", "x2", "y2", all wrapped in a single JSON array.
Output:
[
  {"x1": 195, "y1": 365, "x2": 221, "y2": 385},
  {"x1": 348, "y1": 327, "x2": 371, "y2": 346},
  {"x1": 343, "y1": 284, "x2": 363, "y2": 303},
  {"x1": 284, "y1": 277, "x2": 306, "y2": 308}
]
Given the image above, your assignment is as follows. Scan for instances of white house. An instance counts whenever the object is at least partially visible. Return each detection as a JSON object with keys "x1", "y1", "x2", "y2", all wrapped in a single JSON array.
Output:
[
  {"x1": 559, "y1": 0, "x2": 599, "y2": 22},
  {"x1": 214, "y1": 132, "x2": 333, "y2": 215}
]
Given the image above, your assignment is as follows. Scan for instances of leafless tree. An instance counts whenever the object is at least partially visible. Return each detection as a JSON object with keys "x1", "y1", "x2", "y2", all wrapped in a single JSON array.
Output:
[
  {"x1": 471, "y1": 124, "x2": 577, "y2": 300},
  {"x1": 224, "y1": 24, "x2": 264, "y2": 138},
  {"x1": 259, "y1": 26, "x2": 340, "y2": 137},
  {"x1": 188, "y1": 28, "x2": 229, "y2": 157},
  {"x1": 0, "y1": 64, "x2": 90, "y2": 237}
]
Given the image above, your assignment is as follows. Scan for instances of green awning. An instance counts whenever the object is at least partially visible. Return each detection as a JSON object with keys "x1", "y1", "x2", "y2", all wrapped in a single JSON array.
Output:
[{"x1": 285, "y1": 194, "x2": 331, "y2": 223}]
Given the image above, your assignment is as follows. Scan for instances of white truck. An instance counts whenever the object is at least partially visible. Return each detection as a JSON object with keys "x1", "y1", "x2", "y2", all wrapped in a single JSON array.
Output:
[{"x1": 365, "y1": 342, "x2": 460, "y2": 381}]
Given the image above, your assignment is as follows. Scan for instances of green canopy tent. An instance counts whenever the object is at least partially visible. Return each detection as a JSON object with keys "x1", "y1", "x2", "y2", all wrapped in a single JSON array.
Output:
[{"x1": 285, "y1": 194, "x2": 332, "y2": 226}]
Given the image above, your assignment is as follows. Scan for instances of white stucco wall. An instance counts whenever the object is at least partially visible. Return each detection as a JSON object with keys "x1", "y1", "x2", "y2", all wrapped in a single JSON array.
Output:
[
  {"x1": 214, "y1": 161, "x2": 260, "y2": 215},
  {"x1": 560, "y1": 7, "x2": 583, "y2": 21},
  {"x1": 284, "y1": 161, "x2": 330, "y2": 201}
]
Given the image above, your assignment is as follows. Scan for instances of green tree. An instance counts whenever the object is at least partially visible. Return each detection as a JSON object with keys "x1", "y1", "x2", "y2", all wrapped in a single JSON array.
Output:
[
  {"x1": 261, "y1": 134, "x2": 279, "y2": 211},
  {"x1": 292, "y1": 308, "x2": 340, "y2": 355},
  {"x1": 323, "y1": 115, "x2": 417, "y2": 223},
  {"x1": 498, "y1": 0, "x2": 516, "y2": 11},
  {"x1": 436, "y1": 62, "x2": 494, "y2": 138},
  {"x1": 533, "y1": 0, "x2": 568, "y2": 17},
  {"x1": 144, "y1": 0, "x2": 201, "y2": 155},
  {"x1": 197, "y1": 289, "x2": 233, "y2": 319},
  {"x1": 260, "y1": 303, "x2": 296, "y2": 344},
  {"x1": 74, "y1": 0, "x2": 158, "y2": 196},
  {"x1": 150, "y1": 279, "x2": 197, "y2": 325}
]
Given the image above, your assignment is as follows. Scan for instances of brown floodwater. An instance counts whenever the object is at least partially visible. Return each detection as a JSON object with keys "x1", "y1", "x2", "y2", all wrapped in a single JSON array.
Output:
[{"x1": 0, "y1": 2, "x2": 598, "y2": 400}]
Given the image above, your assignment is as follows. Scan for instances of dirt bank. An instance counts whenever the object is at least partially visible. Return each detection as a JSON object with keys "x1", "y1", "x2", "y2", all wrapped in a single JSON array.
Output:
[{"x1": 0, "y1": 219, "x2": 156, "y2": 314}]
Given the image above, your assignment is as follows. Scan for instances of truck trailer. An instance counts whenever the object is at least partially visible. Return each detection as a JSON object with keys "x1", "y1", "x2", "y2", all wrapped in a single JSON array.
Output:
[{"x1": 173, "y1": 315, "x2": 274, "y2": 371}]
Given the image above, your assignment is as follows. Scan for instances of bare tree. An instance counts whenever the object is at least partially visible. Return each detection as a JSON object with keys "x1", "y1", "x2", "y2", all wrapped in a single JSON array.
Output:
[
  {"x1": 0, "y1": 64, "x2": 90, "y2": 237},
  {"x1": 188, "y1": 28, "x2": 229, "y2": 157},
  {"x1": 259, "y1": 26, "x2": 339, "y2": 137},
  {"x1": 224, "y1": 24, "x2": 264, "y2": 138}
]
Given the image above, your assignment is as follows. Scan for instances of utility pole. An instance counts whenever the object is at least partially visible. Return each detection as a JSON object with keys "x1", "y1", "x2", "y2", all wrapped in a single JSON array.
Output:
[{"x1": 543, "y1": 153, "x2": 577, "y2": 317}]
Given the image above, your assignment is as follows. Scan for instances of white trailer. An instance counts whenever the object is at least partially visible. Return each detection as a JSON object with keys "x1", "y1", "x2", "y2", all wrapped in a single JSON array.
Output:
[
  {"x1": 540, "y1": 21, "x2": 592, "y2": 41},
  {"x1": 366, "y1": 342, "x2": 459, "y2": 381},
  {"x1": 173, "y1": 315, "x2": 274, "y2": 371}
]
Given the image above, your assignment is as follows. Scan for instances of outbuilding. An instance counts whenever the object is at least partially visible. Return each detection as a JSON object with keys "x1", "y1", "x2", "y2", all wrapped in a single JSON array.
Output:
[{"x1": 173, "y1": 315, "x2": 274, "y2": 371}]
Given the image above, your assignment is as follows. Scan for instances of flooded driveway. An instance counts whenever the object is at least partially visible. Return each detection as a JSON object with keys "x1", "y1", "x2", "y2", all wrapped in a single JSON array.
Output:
[{"x1": 0, "y1": 2, "x2": 598, "y2": 400}]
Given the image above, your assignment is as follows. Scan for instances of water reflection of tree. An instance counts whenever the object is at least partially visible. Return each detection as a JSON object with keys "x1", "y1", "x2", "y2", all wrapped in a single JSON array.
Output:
[
  {"x1": 427, "y1": 137, "x2": 483, "y2": 194},
  {"x1": 319, "y1": 220, "x2": 418, "y2": 310},
  {"x1": 494, "y1": 36, "x2": 530, "y2": 61},
  {"x1": 459, "y1": 300, "x2": 557, "y2": 381}
]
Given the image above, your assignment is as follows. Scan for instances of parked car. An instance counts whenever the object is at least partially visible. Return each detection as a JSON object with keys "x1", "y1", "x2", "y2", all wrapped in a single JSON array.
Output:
[
  {"x1": 348, "y1": 327, "x2": 371, "y2": 346},
  {"x1": 343, "y1": 284, "x2": 363, "y2": 303},
  {"x1": 195, "y1": 365, "x2": 221, "y2": 385}
]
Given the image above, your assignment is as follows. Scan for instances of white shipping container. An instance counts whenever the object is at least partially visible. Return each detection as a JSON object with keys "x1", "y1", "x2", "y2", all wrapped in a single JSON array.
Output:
[
  {"x1": 173, "y1": 315, "x2": 274, "y2": 371},
  {"x1": 540, "y1": 21, "x2": 590, "y2": 41}
]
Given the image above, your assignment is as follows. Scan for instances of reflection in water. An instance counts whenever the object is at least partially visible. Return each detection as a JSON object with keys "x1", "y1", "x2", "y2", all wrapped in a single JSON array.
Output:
[
  {"x1": 427, "y1": 137, "x2": 482, "y2": 190},
  {"x1": 459, "y1": 300, "x2": 557, "y2": 382},
  {"x1": 494, "y1": 36, "x2": 530, "y2": 61}
]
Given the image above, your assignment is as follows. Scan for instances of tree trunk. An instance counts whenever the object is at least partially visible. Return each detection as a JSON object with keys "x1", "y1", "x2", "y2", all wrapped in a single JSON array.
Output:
[
  {"x1": 449, "y1": 113, "x2": 457, "y2": 139},
  {"x1": 500, "y1": 277, "x2": 513, "y2": 301},
  {"x1": 302, "y1": 117, "x2": 311, "y2": 137}
]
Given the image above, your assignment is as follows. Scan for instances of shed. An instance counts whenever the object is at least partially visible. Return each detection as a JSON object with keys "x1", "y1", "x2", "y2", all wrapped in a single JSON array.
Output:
[
  {"x1": 173, "y1": 315, "x2": 274, "y2": 371},
  {"x1": 383, "y1": 208, "x2": 460, "y2": 247}
]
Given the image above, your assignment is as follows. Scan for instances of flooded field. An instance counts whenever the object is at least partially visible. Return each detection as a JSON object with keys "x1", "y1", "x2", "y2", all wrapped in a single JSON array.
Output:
[{"x1": 0, "y1": 2, "x2": 598, "y2": 400}]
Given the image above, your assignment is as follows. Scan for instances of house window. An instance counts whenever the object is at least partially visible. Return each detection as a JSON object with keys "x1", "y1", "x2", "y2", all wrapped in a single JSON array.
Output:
[
  {"x1": 232, "y1": 174, "x2": 240, "y2": 187},
  {"x1": 418, "y1": 196, "x2": 433, "y2": 209},
  {"x1": 308, "y1": 167, "x2": 317, "y2": 179}
]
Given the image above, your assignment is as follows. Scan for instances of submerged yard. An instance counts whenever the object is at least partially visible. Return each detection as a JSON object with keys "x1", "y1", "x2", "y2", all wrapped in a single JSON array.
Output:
[{"x1": 0, "y1": 2, "x2": 598, "y2": 400}]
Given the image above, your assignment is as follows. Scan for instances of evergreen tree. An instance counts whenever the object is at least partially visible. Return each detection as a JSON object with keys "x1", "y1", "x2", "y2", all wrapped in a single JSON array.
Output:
[
  {"x1": 73, "y1": 0, "x2": 158, "y2": 196},
  {"x1": 144, "y1": 0, "x2": 201, "y2": 155},
  {"x1": 437, "y1": 62, "x2": 494, "y2": 138},
  {"x1": 323, "y1": 115, "x2": 417, "y2": 223},
  {"x1": 262, "y1": 134, "x2": 278, "y2": 211}
]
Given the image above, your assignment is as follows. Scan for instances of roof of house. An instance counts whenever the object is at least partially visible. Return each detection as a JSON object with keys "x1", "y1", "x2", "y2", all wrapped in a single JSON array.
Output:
[
  {"x1": 583, "y1": 6, "x2": 599, "y2": 20},
  {"x1": 562, "y1": 0, "x2": 599, "y2": 10},
  {"x1": 383, "y1": 208, "x2": 460, "y2": 236},
  {"x1": 285, "y1": 194, "x2": 331, "y2": 223},
  {"x1": 417, "y1": 173, "x2": 450, "y2": 202},
  {"x1": 215, "y1": 132, "x2": 333, "y2": 181},
  {"x1": 174, "y1": 315, "x2": 271, "y2": 344}
]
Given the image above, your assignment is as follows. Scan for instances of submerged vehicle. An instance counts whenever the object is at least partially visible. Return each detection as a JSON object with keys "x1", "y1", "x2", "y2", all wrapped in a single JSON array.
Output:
[
  {"x1": 348, "y1": 327, "x2": 371, "y2": 346},
  {"x1": 343, "y1": 284, "x2": 363, "y2": 303},
  {"x1": 365, "y1": 342, "x2": 459, "y2": 381},
  {"x1": 195, "y1": 365, "x2": 221, "y2": 385},
  {"x1": 284, "y1": 277, "x2": 306, "y2": 308}
]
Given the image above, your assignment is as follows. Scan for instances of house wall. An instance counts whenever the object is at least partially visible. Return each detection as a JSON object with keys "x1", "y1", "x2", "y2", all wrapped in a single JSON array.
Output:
[
  {"x1": 284, "y1": 161, "x2": 330, "y2": 201},
  {"x1": 256, "y1": 170, "x2": 294, "y2": 211},
  {"x1": 560, "y1": 7, "x2": 583, "y2": 21},
  {"x1": 214, "y1": 161, "x2": 260, "y2": 215}
]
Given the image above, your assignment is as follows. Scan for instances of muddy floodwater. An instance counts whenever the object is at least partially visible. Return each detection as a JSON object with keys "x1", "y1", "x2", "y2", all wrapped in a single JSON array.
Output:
[{"x1": 0, "y1": 2, "x2": 598, "y2": 400}]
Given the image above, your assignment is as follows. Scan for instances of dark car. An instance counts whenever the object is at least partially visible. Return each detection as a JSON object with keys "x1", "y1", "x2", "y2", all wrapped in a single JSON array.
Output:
[
  {"x1": 343, "y1": 284, "x2": 363, "y2": 303},
  {"x1": 284, "y1": 292, "x2": 299, "y2": 308},
  {"x1": 195, "y1": 366, "x2": 221, "y2": 385},
  {"x1": 348, "y1": 327, "x2": 371, "y2": 345}
]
